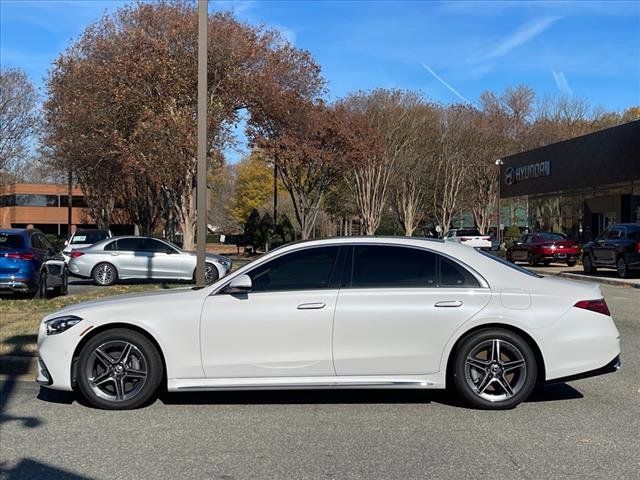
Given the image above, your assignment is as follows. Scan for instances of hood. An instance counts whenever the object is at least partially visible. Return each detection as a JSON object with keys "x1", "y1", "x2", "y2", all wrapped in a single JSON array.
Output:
[
  {"x1": 42, "y1": 287, "x2": 195, "y2": 321},
  {"x1": 182, "y1": 250, "x2": 230, "y2": 262}
]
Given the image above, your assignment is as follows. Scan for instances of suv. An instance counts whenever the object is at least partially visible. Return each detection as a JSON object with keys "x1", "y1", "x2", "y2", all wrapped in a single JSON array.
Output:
[
  {"x1": 582, "y1": 223, "x2": 640, "y2": 278},
  {"x1": 444, "y1": 228, "x2": 492, "y2": 250},
  {"x1": 62, "y1": 229, "x2": 112, "y2": 262},
  {"x1": 0, "y1": 228, "x2": 68, "y2": 298}
]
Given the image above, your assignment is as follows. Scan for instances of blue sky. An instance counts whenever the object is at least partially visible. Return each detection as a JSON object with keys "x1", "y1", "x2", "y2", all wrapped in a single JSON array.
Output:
[{"x1": 1, "y1": 0, "x2": 639, "y2": 159}]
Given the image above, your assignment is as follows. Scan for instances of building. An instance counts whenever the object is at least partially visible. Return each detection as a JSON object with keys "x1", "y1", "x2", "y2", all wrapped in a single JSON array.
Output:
[
  {"x1": 0, "y1": 183, "x2": 133, "y2": 237},
  {"x1": 500, "y1": 120, "x2": 640, "y2": 241}
]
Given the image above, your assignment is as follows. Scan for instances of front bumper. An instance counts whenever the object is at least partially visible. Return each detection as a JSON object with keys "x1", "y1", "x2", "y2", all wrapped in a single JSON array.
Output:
[{"x1": 36, "y1": 319, "x2": 88, "y2": 391}]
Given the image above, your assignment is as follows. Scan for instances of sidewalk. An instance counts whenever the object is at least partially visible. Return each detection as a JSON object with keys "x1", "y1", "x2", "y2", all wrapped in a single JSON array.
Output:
[{"x1": 528, "y1": 264, "x2": 640, "y2": 288}]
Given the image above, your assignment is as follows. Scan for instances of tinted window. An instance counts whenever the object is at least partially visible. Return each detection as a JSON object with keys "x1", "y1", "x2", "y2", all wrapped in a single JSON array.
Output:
[
  {"x1": 71, "y1": 230, "x2": 109, "y2": 245},
  {"x1": 607, "y1": 229, "x2": 624, "y2": 240},
  {"x1": 144, "y1": 239, "x2": 176, "y2": 253},
  {"x1": 538, "y1": 233, "x2": 566, "y2": 241},
  {"x1": 114, "y1": 238, "x2": 145, "y2": 251},
  {"x1": 440, "y1": 257, "x2": 480, "y2": 287},
  {"x1": 0, "y1": 233, "x2": 24, "y2": 249},
  {"x1": 457, "y1": 229, "x2": 481, "y2": 237},
  {"x1": 248, "y1": 246, "x2": 339, "y2": 292},
  {"x1": 351, "y1": 246, "x2": 437, "y2": 288},
  {"x1": 104, "y1": 240, "x2": 118, "y2": 251},
  {"x1": 627, "y1": 226, "x2": 640, "y2": 241},
  {"x1": 31, "y1": 233, "x2": 44, "y2": 250}
]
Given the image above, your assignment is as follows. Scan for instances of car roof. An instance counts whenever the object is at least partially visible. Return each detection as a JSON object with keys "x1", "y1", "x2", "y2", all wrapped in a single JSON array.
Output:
[{"x1": 0, "y1": 228, "x2": 41, "y2": 236}]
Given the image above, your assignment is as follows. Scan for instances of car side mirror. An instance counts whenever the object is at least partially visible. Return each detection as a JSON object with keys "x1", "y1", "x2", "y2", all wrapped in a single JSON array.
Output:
[
  {"x1": 64, "y1": 240, "x2": 69, "y2": 246},
  {"x1": 224, "y1": 274, "x2": 252, "y2": 294}
]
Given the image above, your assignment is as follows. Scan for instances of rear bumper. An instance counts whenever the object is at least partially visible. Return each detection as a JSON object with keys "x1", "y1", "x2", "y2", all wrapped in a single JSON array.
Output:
[
  {"x1": 540, "y1": 253, "x2": 579, "y2": 262},
  {"x1": 546, "y1": 355, "x2": 620, "y2": 384},
  {"x1": 0, "y1": 278, "x2": 34, "y2": 292}
]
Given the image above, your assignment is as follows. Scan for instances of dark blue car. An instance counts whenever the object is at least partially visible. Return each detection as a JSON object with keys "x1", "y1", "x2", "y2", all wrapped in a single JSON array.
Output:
[{"x1": 0, "y1": 228, "x2": 68, "y2": 298}]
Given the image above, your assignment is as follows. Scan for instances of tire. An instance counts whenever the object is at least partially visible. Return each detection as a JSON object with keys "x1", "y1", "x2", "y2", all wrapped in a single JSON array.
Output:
[
  {"x1": 582, "y1": 254, "x2": 596, "y2": 274},
  {"x1": 92, "y1": 262, "x2": 118, "y2": 286},
  {"x1": 453, "y1": 328, "x2": 537, "y2": 410},
  {"x1": 193, "y1": 262, "x2": 219, "y2": 285},
  {"x1": 53, "y1": 270, "x2": 68, "y2": 297},
  {"x1": 542, "y1": 260, "x2": 551, "y2": 266},
  {"x1": 76, "y1": 328, "x2": 163, "y2": 410},
  {"x1": 34, "y1": 272, "x2": 48, "y2": 299},
  {"x1": 616, "y1": 256, "x2": 629, "y2": 278},
  {"x1": 527, "y1": 252, "x2": 538, "y2": 267},
  {"x1": 567, "y1": 260, "x2": 577, "y2": 267},
  {"x1": 506, "y1": 251, "x2": 515, "y2": 263}
]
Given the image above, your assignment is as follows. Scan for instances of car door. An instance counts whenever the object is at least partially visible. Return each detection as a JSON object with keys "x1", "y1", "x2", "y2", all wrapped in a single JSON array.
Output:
[
  {"x1": 109, "y1": 237, "x2": 150, "y2": 278},
  {"x1": 332, "y1": 245, "x2": 491, "y2": 376},
  {"x1": 596, "y1": 227, "x2": 623, "y2": 265},
  {"x1": 200, "y1": 246, "x2": 343, "y2": 378},
  {"x1": 144, "y1": 239, "x2": 185, "y2": 279},
  {"x1": 511, "y1": 234, "x2": 530, "y2": 262},
  {"x1": 29, "y1": 232, "x2": 47, "y2": 269},
  {"x1": 591, "y1": 229, "x2": 610, "y2": 265}
]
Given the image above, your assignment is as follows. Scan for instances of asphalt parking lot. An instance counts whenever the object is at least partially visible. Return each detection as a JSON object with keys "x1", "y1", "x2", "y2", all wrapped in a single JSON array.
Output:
[{"x1": 1, "y1": 284, "x2": 638, "y2": 480}]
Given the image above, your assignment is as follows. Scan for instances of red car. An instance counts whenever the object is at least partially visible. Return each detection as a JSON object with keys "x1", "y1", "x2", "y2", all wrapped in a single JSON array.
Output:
[{"x1": 506, "y1": 232, "x2": 580, "y2": 267}]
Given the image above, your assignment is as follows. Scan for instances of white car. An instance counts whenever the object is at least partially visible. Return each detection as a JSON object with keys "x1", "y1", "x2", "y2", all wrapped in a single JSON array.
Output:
[
  {"x1": 444, "y1": 228, "x2": 492, "y2": 249},
  {"x1": 37, "y1": 237, "x2": 620, "y2": 410},
  {"x1": 62, "y1": 229, "x2": 112, "y2": 262}
]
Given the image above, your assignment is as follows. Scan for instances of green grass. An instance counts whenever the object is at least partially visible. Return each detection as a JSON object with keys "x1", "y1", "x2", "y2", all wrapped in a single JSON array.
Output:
[{"x1": 0, "y1": 283, "x2": 171, "y2": 357}]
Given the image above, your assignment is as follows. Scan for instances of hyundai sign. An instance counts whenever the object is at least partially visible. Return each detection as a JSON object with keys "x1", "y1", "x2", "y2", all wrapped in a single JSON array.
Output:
[{"x1": 504, "y1": 160, "x2": 551, "y2": 186}]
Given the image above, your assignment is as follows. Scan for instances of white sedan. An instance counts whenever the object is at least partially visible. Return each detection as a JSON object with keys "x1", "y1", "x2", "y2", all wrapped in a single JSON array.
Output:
[
  {"x1": 36, "y1": 237, "x2": 620, "y2": 410},
  {"x1": 444, "y1": 228, "x2": 493, "y2": 249}
]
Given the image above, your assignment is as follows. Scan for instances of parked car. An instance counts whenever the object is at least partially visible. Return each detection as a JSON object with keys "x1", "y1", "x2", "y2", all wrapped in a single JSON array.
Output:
[
  {"x1": 61, "y1": 229, "x2": 112, "y2": 262},
  {"x1": 506, "y1": 232, "x2": 580, "y2": 267},
  {"x1": 582, "y1": 223, "x2": 640, "y2": 278},
  {"x1": 444, "y1": 228, "x2": 492, "y2": 250},
  {"x1": 67, "y1": 236, "x2": 232, "y2": 286},
  {"x1": 38, "y1": 237, "x2": 619, "y2": 410},
  {"x1": 0, "y1": 228, "x2": 68, "y2": 298}
]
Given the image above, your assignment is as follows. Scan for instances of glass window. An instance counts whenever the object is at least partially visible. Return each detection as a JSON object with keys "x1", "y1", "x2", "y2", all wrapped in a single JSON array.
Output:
[
  {"x1": 114, "y1": 238, "x2": 145, "y2": 251},
  {"x1": 0, "y1": 233, "x2": 24, "y2": 249},
  {"x1": 607, "y1": 228, "x2": 624, "y2": 240},
  {"x1": 627, "y1": 227, "x2": 640, "y2": 241},
  {"x1": 440, "y1": 257, "x2": 480, "y2": 287},
  {"x1": 248, "y1": 246, "x2": 339, "y2": 292},
  {"x1": 104, "y1": 240, "x2": 118, "y2": 251},
  {"x1": 14, "y1": 194, "x2": 58, "y2": 207},
  {"x1": 70, "y1": 230, "x2": 110, "y2": 245},
  {"x1": 351, "y1": 245, "x2": 437, "y2": 288},
  {"x1": 457, "y1": 229, "x2": 481, "y2": 237},
  {"x1": 143, "y1": 239, "x2": 176, "y2": 253},
  {"x1": 538, "y1": 232, "x2": 566, "y2": 241}
]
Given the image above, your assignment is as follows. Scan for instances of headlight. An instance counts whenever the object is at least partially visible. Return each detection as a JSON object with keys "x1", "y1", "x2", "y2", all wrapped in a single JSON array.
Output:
[{"x1": 45, "y1": 315, "x2": 83, "y2": 335}]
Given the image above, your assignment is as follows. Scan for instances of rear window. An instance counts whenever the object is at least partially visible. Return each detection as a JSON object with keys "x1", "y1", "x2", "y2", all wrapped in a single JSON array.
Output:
[
  {"x1": 538, "y1": 233, "x2": 566, "y2": 241},
  {"x1": 456, "y1": 229, "x2": 481, "y2": 237},
  {"x1": 479, "y1": 250, "x2": 541, "y2": 278},
  {"x1": 71, "y1": 230, "x2": 109, "y2": 244},
  {"x1": 0, "y1": 233, "x2": 24, "y2": 250},
  {"x1": 627, "y1": 226, "x2": 640, "y2": 240}
]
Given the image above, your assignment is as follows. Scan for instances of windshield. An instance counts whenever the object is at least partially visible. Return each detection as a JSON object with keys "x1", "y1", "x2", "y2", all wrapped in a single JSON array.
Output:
[
  {"x1": 0, "y1": 233, "x2": 24, "y2": 250},
  {"x1": 538, "y1": 233, "x2": 566, "y2": 241},
  {"x1": 71, "y1": 231, "x2": 109, "y2": 244},
  {"x1": 478, "y1": 250, "x2": 542, "y2": 278}
]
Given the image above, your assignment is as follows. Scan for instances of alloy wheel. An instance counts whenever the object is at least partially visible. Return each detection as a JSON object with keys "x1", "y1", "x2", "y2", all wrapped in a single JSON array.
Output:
[
  {"x1": 617, "y1": 258, "x2": 627, "y2": 278},
  {"x1": 96, "y1": 264, "x2": 115, "y2": 285},
  {"x1": 85, "y1": 340, "x2": 148, "y2": 402},
  {"x1": 464, "y1": 339, "x2": 527, "y2": 402},
  {"x1": 204, "y1": 264, "x2": 217, "y2": 284}
]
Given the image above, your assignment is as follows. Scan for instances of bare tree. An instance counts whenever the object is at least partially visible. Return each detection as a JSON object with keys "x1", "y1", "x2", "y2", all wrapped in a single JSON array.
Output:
[{"x1": 0, "y1": 68, "x2": 38, "y2": 175}]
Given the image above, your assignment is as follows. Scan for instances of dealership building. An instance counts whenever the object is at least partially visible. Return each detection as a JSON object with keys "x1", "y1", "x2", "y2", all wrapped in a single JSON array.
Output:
[{"x1": 499, "y1": 120, "x2": 640, "y2": 242}]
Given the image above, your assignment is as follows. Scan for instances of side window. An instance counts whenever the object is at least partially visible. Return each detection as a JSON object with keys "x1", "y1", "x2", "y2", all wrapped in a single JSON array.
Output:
[
  {"x1": 104, "y1": 240, "x2": 118, "y2": 251},
  {"x1": 144, "y1": 239, "x2": 174, "y2": 253},
  {"x1": 39, "y1": 234, "x2": 53, "y2": 251},
  {"x1": 607, "y1": 228, "x2": 623, "y2": 240},
  {"x1": 30, "y1": 234, "x2": 43, "y2": 250},
  {"x1": 248, "y1": 246, "x2": 339, "y2": 293},
  {"x1": 115, "y1": 238, "x2": 145, "y2": 251},
  {"x1": 351, "y1": 246, "x2": 437, "y2": 288},
  {"x1": 439, "y1": 256, "x2": 481, "y2": 287},
  {"x1": 627, "y1": 228, "x2": 640, "y2": 241}
]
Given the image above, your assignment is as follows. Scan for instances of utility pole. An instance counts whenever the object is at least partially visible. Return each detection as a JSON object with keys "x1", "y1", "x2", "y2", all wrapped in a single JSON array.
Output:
[
  {"x1": 495, "y1": 158, "x2": 504, "y2": 247},
  {"x1": 195, "y1": 0, "x2": 208, "y2": 286},
  {"x1": 67, "y1": 168, "x2": 72, "y2": 238}
]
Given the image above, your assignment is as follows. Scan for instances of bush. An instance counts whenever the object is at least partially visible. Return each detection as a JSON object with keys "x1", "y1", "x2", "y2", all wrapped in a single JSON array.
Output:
[
  {"x1": 44, "y1": 234, "x2": 66, "y2": 252},
  {"x1": 503, "y1": 225, "x2": 522, "y2": 247}
]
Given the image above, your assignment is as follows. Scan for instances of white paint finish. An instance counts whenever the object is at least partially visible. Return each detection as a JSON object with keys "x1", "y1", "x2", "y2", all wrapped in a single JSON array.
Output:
[
  {"x1": 500, "y1": 289, "x2": 532, "y2": 310},
  {"x1": 37, "y1": 236, "x2": 621, "y2": 395},
  {"x1": 333, "y1": 288, "x2": 491, "y2": 375},
  {"x1": 200, "y1": 290, "x2": 338, "y2": 378}
]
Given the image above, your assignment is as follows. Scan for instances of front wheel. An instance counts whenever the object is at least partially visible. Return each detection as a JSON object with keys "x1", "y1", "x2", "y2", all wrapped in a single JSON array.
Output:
[
  {"x1": 527, "y1": 252, "x2": 538, "y2": 267},
  {"x1": 582, "y1": 254, "x2": 596, "y2": 274},
  {"x1": 453, "y1": 329, "x2": 537, "y2": 409},
  {"x1": 616, "y1": 257, "x2": 629, "y2": 278},
  {"x1": 76, "y1": 328, "x2": 163, "y2": 410},
  {"x1": 567, "y1": 260, "x2": 577, "y2": 267}
]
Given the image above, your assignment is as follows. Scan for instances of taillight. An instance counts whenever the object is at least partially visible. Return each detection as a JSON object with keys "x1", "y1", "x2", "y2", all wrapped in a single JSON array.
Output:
[
  {"x1": 460, "y1": 237, "x2": 470, "y2": 241},
  {"x1": 636, "y1": 241, "x2": 640, "y2": 254},
  {"x1": 574, "y1": 299, "x2": 610, "y2": 316},
  {"x1": 483, "y1": 237, "x2": 491, "y2": 241},
  {"x1": 5, "y1": 252, "x2": 35, "y2": 260},
  {"x1": 70, "y1": 251, "x2": 85, "y2": 258}
]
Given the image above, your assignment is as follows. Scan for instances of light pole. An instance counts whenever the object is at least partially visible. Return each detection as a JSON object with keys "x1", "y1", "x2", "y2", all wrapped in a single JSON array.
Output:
[
  {"x1": 495, "y1": 158, "x2": 504, "y2": 248},
  {"x1": 195, "y1": 0, "x2": 208, "y2": 286}
]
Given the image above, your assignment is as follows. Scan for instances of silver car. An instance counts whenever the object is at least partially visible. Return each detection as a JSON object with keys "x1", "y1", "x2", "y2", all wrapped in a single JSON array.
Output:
[{"x1": 67, "y1": 236, "x2": 232, "y2": 286}]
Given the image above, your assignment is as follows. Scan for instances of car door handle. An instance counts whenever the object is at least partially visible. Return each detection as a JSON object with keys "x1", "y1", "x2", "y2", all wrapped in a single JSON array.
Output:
[
  {"x1": 297, "y1": 302, "x2": 326, "y2": 310},
  {"x1": 434, "y1": 301, "x2": 463, "y2": 308},
  {"x1": 109, "y1": 253, "x2": 119, "y2": 256}
]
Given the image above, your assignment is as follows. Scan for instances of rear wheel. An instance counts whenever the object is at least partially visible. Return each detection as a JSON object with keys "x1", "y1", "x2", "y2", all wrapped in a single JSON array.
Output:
[
  {"x1": 582, "y1": 254, "x2": 596, "y2": 274},
  {"x1": 527, "y1": 252, "x2": 538, "y2": 267},
  {"x1": 77, "y1": 328, "x2": 163, "y2": 410},
  {"x1": 453, "y1": 329, "x2": 537, "y2": 409},
  {"x1": 567, "y1": 260, "x2": 577, "y2": 267},
  {"x1": 53, "y1": 271, "x2": 68, "y2": 297},
  {"x1": 34, "y1": 272, "x2": 48, "y2": 299},
  {"x1": 542, "y1": 259, "x2": 551, "y2": 266},
  {"x1": 506, "y1": 251, "x2": 515, "y2": 263},
  {"x1": 616, "y1": 256, "x2": 629, "y2": 278},
  {"x1": 92, "y1": 262, "x2": 118, "y2": 286}
]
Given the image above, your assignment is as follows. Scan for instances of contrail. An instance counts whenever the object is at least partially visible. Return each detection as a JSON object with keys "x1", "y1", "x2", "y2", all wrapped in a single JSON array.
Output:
[{"x1": 421, "y1": 63, "x2": 471, "y2": 104}]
